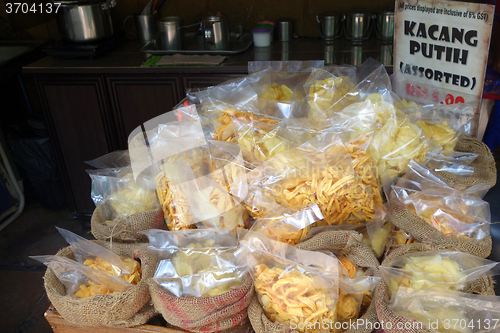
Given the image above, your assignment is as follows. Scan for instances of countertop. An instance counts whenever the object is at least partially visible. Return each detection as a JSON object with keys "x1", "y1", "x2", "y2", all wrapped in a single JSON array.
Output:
[{"x1": 22, "y1": 36, "x2": 393, "y2": 75}]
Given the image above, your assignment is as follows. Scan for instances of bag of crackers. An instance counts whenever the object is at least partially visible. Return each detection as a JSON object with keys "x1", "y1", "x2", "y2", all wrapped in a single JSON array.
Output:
[
  {"x1": 144, "y1": 228, "x2": 254, "y2": 332},
  {"x1": 31, "y1": 228, "x2": 153, "y2": 327},
  {"x1": 87, "y1": 166, "x2": 164, "y2": 242}
]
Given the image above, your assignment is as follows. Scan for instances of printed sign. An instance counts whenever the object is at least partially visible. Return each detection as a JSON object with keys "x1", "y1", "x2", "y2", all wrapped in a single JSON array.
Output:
[{"x1": 393, "y1": 0, "x2": 494, "y2": 112}]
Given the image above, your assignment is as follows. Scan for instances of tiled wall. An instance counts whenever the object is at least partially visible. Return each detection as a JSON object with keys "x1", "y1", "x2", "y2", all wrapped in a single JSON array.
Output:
[{"x1": 4, "y1": 0, "x2": 395, "y2": 40}]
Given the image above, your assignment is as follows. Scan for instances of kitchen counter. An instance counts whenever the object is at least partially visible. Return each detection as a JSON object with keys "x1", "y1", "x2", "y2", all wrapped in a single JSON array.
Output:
[{"x1": 23, "y1": 37, "x2": 393, "y2": 75}]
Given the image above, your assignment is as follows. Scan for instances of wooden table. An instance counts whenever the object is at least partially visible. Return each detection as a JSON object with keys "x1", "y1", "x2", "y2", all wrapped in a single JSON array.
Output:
[{"x1": 45, "y1": 306, "x2": 185, "y2": 333}]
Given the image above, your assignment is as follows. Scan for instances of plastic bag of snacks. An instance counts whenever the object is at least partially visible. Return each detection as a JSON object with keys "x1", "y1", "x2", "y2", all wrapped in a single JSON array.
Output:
[
  {"x1": 430, "y1": 134, "x2": 497, "y2": 191},
  {"x1": 144, "y1": 229, "x2": 254, "y2": 332},
  {"x1": 85, "y1": 150, "x2": 131, "y2": 169},
  {"x1": 388, "y1": 287, "x2": 500, "y2": 333},
  {"x1": 423, "y1": 151, "x2": 479, "y2": 178},
  {"x1": 364, "y1": 205, "x2": 391, "y2": 258},
  {"x1": 33, "y1": 236, "x2": 154, "y2": 327},
  {"x1": 379, "y1": 250, "x2": 500, "y2": 296},
  {"x1": 405, "y1": 102, "x2": 477, "y2": 151},
  {"x1": 249, "y1": 204, "x2": 323, "y2": 245},
  {"x1": 366, "y1": 93, "x2": 442, "y2": 181},
  {"x1": 387, "y1": 161, "x2": 492, "y2": 258},
  {"x1": 376, "y1": 243, "x2": 496, "y2": 333},
  {"x1": 238, "y1": 230, "x2": 343, "y2": 332},
  {"x1": 246, "y1": 133, "x2": 380, "y2": 226}
]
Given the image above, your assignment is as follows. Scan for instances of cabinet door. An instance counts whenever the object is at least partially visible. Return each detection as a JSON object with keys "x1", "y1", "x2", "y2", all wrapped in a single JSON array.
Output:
[
  {"x1": 34, "y1": 76, "x2": 112, "y2": 215},
  {"x1": 107, "y1": 76, "x2": 183, "y2": 148},
  {"x1": 182, "y1": 74, "x2": 244, "y2": 93}
]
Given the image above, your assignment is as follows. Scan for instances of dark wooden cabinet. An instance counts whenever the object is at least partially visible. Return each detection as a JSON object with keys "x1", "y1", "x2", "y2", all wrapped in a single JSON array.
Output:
[
  {"x1": 107, "y1": 75, "x2": 184, "y2": 148},
  {"x1": 34, "y1": 76, "x2": 112, "y2": 214},
  {"x1": 28, "y1": 70, "x2": 247, "y2": 216}
]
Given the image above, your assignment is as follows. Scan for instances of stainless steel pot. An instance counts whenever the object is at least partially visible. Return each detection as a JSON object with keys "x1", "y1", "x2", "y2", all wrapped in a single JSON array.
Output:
[
  {"x1": 344, "y1": 13, "x2": 372, "y2": 41},
  {"x1": 202, "y1": 13, "x2": 230, "y2": 50},
  {"x1": 376, "y1": 11, "x2": 394, "y2": 41},
  {"x1": 316, "y1": 14, "x2": 342, "y2": 40},
  {"x1": 154, "y1": 16, "x2": 184, "y2": 50},
  {"x1": 55, "y1": 0, "x2": 115, "y2": 43}
]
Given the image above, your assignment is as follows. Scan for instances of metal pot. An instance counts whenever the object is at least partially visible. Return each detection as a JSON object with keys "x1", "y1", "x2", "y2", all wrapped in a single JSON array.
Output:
[
  {"x1": 154, "y1": 16, "x2": 184, "y2": 50},
  {"x1": 202, "y1": 13, "x2": 230, "y2": 50},
  {"x1": 316, "y1": 14, "x2": 342, "y2": 40},
  {"x1": 375, "y1": 11, "x2": 394, "y2": 41},
  {"x1": 55, "y1": 0, "x2": 115, "y2": 43},
  {"x1": 344, "y1": 13, "x2": 372, "y2": 41}
]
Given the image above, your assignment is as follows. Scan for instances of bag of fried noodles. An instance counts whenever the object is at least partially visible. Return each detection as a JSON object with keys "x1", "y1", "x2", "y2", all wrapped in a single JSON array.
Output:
[
  {"x1": 245, "y1": 133, "x2": 380, "y2": 226},
  {"x1": 33, "y1": 240, "x2": 154, "y2": 327},
  {"x1": 144, "y1": 228, "x2": 254, "y2": 332}
]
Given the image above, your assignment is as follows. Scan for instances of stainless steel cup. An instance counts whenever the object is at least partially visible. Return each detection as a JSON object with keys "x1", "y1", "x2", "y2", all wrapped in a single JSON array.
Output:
[
  {"x1": 316, "y1": 14, "x2": 342, "y2": 40},
  {"x1": 154, "y1": 16, "x2": 184, "y2": 50},
  {"x1": 275, "y1": 19, "x2": 293, "y2": 41},
  {"x1": 344, "y1": 13, "x2": 372, "y2": 41},
  {"x1": 124, "y1": 14, "x2": 157, "y2": 43},
  {"x1": 376, "y1": 11, "x2": 394, "y2": 41}
]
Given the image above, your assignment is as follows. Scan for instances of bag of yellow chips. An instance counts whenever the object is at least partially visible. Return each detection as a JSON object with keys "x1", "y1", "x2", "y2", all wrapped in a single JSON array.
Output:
[
  {"x1": 405, "y1": 102, "x2": 477, "y2": 151},
  {"x1": 238, "y1": 230, "x2": 342, "y2": 332},
  {"x1": 249, "y1": 204, "x2": 324, "y2": 245},
  {"x1": 379, "y1": 251, "x2": 500, "y2": 297},
  {"x1": 389, "y1": 287, "x2": 500, "y2": 333},
  {"x1": 143, "y1": 228, "x2": 246, "y2": 297}
]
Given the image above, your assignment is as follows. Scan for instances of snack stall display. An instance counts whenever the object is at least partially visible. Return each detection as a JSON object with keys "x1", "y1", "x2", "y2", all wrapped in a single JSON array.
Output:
[{"x1": 36, "y1": 58, "x2": 500, "y2": 333}]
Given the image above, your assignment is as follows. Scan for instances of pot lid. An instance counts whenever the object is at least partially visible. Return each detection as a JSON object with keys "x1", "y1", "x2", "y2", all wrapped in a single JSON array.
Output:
[{"x1": 202, "y1": 12, "x2": 228, "y2": 22}]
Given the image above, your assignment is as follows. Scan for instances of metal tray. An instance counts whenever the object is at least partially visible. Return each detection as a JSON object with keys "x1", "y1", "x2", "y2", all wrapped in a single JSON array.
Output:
[{"x1": 141, "y1": 32, "x2": 253, "y2": 55}]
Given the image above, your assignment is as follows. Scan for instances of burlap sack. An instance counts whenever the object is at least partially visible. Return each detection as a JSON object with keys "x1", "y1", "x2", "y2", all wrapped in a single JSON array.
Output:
[
  {"x1": 375, "y1": 243, "x2": 496, "y2": 333},
  {"x1": 248, "y1": 230, "x2": 380, "y2": 333},
  {"x1": 149, "y1": 275, "x2": 254, "y2": 332},
  {"x1": 387, "y1": 193, "x2": 492, "y2": 259},
  {"x1": 44, "y1": 241, "x2": 157, "y2": 327},
  {"x1": 91, "y1": 203, "x2": 166, "y2": 242},
  {"x1": 432, "y1": 134, "x2": 497, "y2": 191}
]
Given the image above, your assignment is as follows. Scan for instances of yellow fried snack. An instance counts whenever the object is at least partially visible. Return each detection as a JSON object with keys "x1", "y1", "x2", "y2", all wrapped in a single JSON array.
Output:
[
  {"x1": 254, "y1": 264, "x2": 337, "y2": 333},
  {"x1": 155, "y1": 172, "x2": 195, "y2": 231},
  {"x1": 259, "y1": 220, "x2": 310, "y2": 246},
  {"x1": 168, "y1": 241, "x2": 243, "y2": 297},
  {"x1": 260, "y1": 83, "x2": 304, "y2": 101},
  {"x1": 83, "y1": 256, "x2": 142, "y2": 284},
  {"x1": 418, "y1": 120, "x2": 458, "y2": 151},
  {"x1": 308, "y1": 76, "x2": 359, "y2": 119},
  {"x1": 339, "y1": 258, "x2": 357, "y2": 279},
  {"x1": 74, "y1": 256, "x2": 142, "y2": 298},
  {"x1": 369, "y1": 222, "x2": 392, "y2": 258},
  {"x1": 387, "y1": 254, "x2": 465, "y2": 295},
  {"x1": 336, "y1": 288, "x2": 361, "y2": 322},
  {"x1": 108, "y1": 173, "x2": 158, "y2": 216}
]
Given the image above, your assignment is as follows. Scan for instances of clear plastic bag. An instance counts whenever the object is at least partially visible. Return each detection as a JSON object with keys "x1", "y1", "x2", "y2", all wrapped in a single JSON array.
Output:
[
  {"x1": 56, "y1": 227, "x2": 131, "y2": 276},
  {"x1": 365, "y1": 205, "x2": 391, "y2": 258},
  {"x1": 389, "y1": 287, "x2": 500, "y2": 333},
  {"x1": 405, "y1": 102, "x2": 477, "y2": 151},
  {"x1": 246, "y1": 132, "x2": 380, "y2": 225},
  {"x1": 424, "y1": 151, "x2": 479, "y2": 177},
  {"x1": 380, "y1": 251, "x2": 500, "y2": 296},
  {"x1": 30, "y1": 255, "x2": 134, "y2": 297},
  {"x1": 143, "y1": 229, "x2": 246, "y2": 297},
  {"x1": 249, "y1": 204, "x2": 324, "y2": 245},
  {"x1": 237, "y1": 230, "x2": 341, "y2": 331},
  {"x1": 87, "y1": 166, "x2": 159, "y2": 220},
  {"x1": 85, "y1": 150, "x2": 130, "y2": 169}
]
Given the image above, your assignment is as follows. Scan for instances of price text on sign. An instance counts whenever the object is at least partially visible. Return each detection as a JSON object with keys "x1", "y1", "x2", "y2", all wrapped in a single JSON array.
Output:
[{"x1": 406, "y1": 83, "x2": 466, "y2": 105}]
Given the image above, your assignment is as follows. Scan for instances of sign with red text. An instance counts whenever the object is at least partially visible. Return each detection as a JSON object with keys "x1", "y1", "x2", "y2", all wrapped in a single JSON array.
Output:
[{"x1": 393, "y1": 0, "x2": 494, "y2": 111}]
